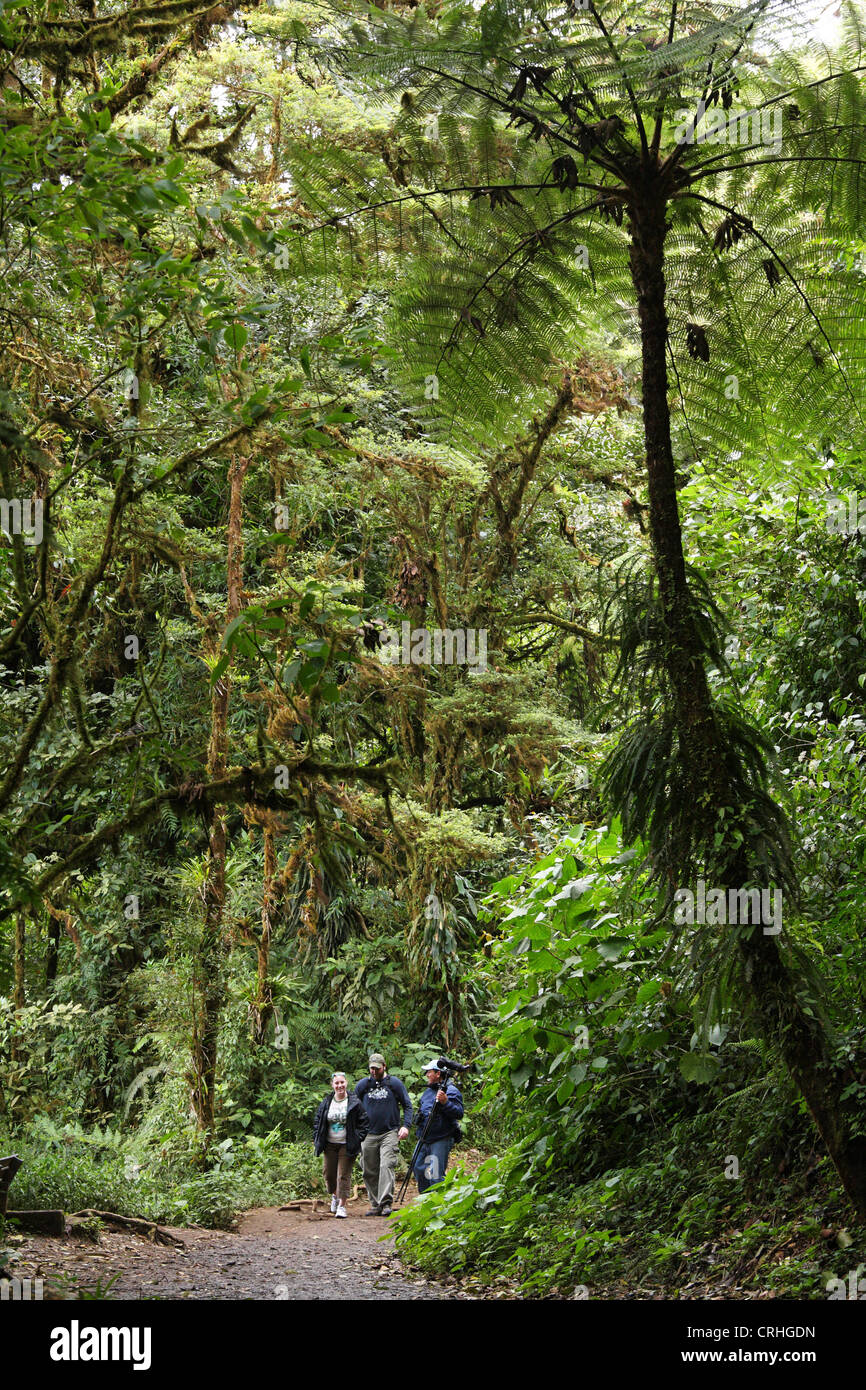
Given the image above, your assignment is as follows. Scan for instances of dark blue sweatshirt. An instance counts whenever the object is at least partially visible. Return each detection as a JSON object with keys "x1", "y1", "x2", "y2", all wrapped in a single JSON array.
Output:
[
  {"x1": 354, "y1": 1074, "x2": 413, "y2": 1135},
  {"x1": 415, "y1": 1080, "x2": 463, "y2": 1143}
]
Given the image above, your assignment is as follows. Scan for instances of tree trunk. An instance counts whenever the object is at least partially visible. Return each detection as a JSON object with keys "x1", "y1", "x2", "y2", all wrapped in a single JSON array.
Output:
[
  {"x1": 251, "y1": 824, "x2": 276, "y2": 1045},
  {"x1": 13, "y1": 913, "x2": 25, "y2": 1010},
  {"x1": 629, "y1": 195, "x2": 866, "y2": 1220},
  {"x1": 11, "y1": 913, "x2": 25, "y2": 1064},
  {"x1": 629, "y1": 198, "x2": 721, "y2": 779},
  {"x1": 190, "y1": 455, "x2": 250, "y2": 1134},
  {"x1": 46, "y1": 912, "x2": 59, "y2": 983}
]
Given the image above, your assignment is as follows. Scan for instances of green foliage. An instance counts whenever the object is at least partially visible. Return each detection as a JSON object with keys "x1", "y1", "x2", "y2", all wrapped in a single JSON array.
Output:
[
  {"x1": 0, "y1": 999, "x2": 90, "y2": 1122},
  {"x1": 1, "y1": 0, "x2": 866, "y2": 1296},
  {"x1": 1, "y1": 1119, "x2": 321, "y2": 1230}
]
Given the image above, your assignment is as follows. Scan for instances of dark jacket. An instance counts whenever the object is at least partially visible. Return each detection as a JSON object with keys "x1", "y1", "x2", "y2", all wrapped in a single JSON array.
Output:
[
  {"x1": 313, "y1": 1090, "x2": 368, "y2": 1157},
  {"x1": 415, "y1": 1080, "x2": 463, "y2": 1144},
  {"x1": 354, "y1": 1074, "x2": 413, "y2": 1135}
]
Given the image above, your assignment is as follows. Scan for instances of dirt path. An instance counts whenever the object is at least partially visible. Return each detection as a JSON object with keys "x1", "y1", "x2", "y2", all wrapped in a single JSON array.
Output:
[{"x1": 9, "y1": 1200, "x2": 476, "y2": 1301}]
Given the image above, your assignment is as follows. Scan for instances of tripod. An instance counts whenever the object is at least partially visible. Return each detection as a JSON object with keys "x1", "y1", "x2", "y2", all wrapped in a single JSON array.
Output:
[{"x1": 395, "y1": 1083, "x2": 452, "y2": 1207}]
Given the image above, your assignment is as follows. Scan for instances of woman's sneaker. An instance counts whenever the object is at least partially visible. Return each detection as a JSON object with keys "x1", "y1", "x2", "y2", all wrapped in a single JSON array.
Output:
[
  {"x1": 330, "y1": 1196, "x2": 339, "y2": 1214},
  {"x1": 335, "y1": 1204, "x2": 348, "y2": 1218}
]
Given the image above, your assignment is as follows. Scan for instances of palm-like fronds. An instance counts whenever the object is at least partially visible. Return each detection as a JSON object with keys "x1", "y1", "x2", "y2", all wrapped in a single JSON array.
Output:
[
  {"x1": 278, "y1": 0, "x2": 866, "y2": 456},
  {"x1": 601, "y1": 693, "x2": 795, "y2": 893}
]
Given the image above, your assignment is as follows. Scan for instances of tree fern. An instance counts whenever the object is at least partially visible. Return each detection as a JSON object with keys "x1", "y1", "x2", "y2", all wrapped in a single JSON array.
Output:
[{"x1": 276, "y1": 0, "x2": 866, "y2": 456}]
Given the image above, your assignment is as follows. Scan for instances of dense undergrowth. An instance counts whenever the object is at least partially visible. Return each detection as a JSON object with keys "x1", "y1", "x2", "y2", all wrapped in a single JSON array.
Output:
[
  {"x1": 0, "y1": 1121, "x2": 320, "y2": 1231},
  {"x1": 393, "y1": 1138, "x2": 866, "y2": 1299}
]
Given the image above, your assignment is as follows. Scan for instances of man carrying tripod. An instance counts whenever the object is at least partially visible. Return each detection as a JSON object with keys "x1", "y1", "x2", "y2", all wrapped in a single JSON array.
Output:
[{"x1": 412, "y1": 1061, "x2": 465, "y2": 1193}]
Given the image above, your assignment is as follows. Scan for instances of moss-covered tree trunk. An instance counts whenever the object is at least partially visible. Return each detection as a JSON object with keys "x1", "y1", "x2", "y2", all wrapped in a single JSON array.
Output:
[
  {"x1": 10, "y1": 911, "x2": 25, "y2": 1064},
  {"x1": 45, "y1": 911, "x2": 59, "y2": 984},
  {"x1": 190, "y1": 454, "x2": 250, "y2": 1134},
  {"x1": 251, "y1": 824, "x2": 276, "y2": 1045},
  {"x1": 13, "y1": 912, "x2": 24, "y2": 1011},
  {"x1": 629, "y1": 193, "x2": 866, "y2": 1220}
]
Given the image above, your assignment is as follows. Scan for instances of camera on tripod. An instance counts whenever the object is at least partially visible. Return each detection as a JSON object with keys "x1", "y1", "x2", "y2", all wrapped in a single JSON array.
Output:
[{"x1": 434, "y1": 1055, "x2": 472, "y2": 1088}]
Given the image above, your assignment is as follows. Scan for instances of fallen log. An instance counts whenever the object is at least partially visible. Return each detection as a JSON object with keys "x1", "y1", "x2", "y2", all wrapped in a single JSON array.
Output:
[
  {"x1": 5, "y1": 1209, "x2": 66, "y2": 1236},
  {"x1": 68, "y1": 1210, "x2": 185, "y2": 1248}
]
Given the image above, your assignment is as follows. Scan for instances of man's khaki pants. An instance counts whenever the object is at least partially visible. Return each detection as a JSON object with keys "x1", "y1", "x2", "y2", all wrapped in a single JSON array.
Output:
[{"x1": 361, "y1": 1129, "x2": 400, "y2": 1209}]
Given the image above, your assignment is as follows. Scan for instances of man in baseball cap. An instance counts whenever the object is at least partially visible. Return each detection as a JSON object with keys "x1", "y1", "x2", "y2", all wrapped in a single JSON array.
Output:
[
  {"x1": 412, "y1": 1063, "x2": 464, "y2": 1193},
  {"x1": 354, "y1": 1052, "x2": 412, "y2": 1215}
]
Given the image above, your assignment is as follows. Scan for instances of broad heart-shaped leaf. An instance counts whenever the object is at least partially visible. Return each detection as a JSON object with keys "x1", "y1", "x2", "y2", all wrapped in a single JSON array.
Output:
[
  {"x1": 223, "y1": 322, "x2": 248, "y2": 352},
  {"x1": 596, "y1": 937, "x2": 631, "y2": 962},
  {"x1": 521, "y1": 990, "x2": 562, "y2": 1017},
  {"x1": 636, "y1": 979, "x2": 664, "y2": 1005},
  {"x1": 298, "y1": 657, "x2": 325, "y2": 691},
  {"x1": 513, "y1": 915, "x2": 551, "y2": 943},
  {"x1": 558, "y1": 853, "x2": 583, "y2": 883},
  {"x1": 549, "y1": 874, "x2": 597, "y2": 904},
  {"x1": 679, "y1": 1052, "x2": 721, "y2": 1084},
  {"x1": 556, "y1": 1077, "x2": 575, "y2": 1106}
]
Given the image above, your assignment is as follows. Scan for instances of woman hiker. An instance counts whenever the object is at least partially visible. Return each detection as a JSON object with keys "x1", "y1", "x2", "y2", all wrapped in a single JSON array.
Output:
[{"x1": 313, "y1": 1071, "x2": 368, "y2": 1217}]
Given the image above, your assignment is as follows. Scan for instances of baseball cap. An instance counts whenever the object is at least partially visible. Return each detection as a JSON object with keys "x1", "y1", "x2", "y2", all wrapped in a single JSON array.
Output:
[
  {"x1": 422, "y1": 1060, "x2": 441, "y2": 1072},
  {"x1": 368, "y1": 1052, "x2": 386, "y2": 1067}
]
